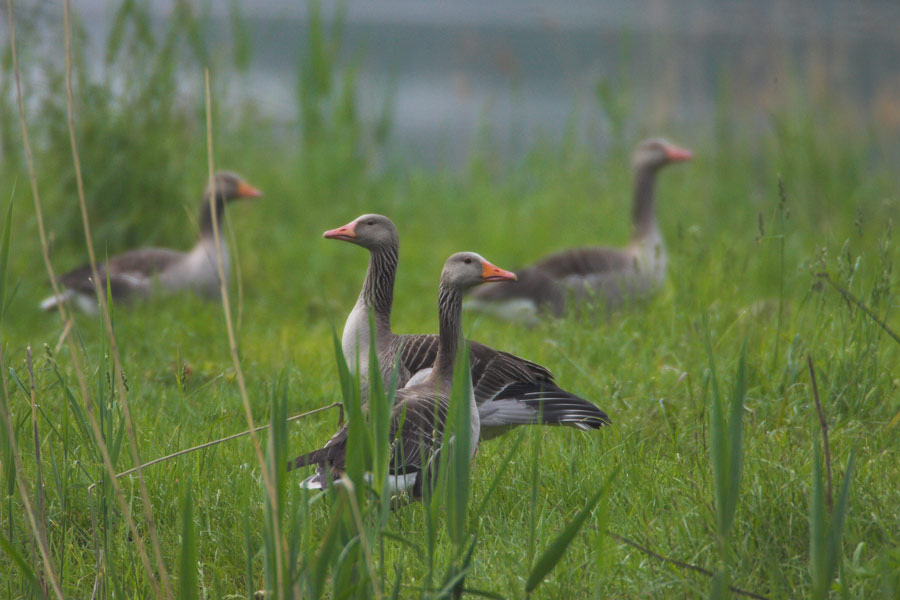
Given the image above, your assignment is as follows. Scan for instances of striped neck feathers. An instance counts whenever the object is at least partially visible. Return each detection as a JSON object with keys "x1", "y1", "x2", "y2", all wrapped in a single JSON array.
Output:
[
  {"x1": 432, "y1": 283, "x2": 464, "y2": 382},
  {"x1": 358, "y1": 244, "x2": 399, "y2": 333}
]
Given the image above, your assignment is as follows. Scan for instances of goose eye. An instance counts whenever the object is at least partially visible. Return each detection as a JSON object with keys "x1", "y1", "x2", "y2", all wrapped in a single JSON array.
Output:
[
  {"x1": 367, "y1": 220, "x2": 375, "y2": 226},
  {"x1": 463, "y1": 257, "x2": 472, "y2": 264}
]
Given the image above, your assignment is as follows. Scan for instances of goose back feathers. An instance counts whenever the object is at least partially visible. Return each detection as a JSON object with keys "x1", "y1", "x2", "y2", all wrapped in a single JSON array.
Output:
[
  {"x1": 466, "y1": 138, "x2": 691, "y2": 319},
  {"x1": 40, "y1": 172, "x2": 261, "y2": 313}
]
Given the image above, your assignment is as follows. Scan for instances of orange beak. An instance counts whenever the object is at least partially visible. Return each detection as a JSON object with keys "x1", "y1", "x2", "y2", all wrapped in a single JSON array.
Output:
[
  {"x1": 481, "y1": 260, "x2": 517, "y2": 282},
  {"x1": 323, "y1": 220, "x2": 358, "y2": 241},
  {"x1": 663, "y1": 143, "x2": 693, "y2": 162},
  {"x1": 236, "y1": 180, "x2": 263, "y2": 198}
]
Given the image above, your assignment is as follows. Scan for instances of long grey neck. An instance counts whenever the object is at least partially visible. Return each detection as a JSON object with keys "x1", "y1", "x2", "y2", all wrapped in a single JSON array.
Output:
[
  {"x1": 198, "y1": 195, "x2": 226, "y2": 238},
  {"x1": 631, "y1": 164, "x2": 659, "y2": 241},
  {"x1": 432, "y1": 283, "x2": 464, "y2": 383},
  {"x1": 356, "y1": 244, "x2": 398, "y2": 335}
]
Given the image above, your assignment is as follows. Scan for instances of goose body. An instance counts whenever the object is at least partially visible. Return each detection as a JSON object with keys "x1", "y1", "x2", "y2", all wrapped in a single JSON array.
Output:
[
  {"x1": 292, "y1": 252, "x2": 515, "y2": 494},
  {"x1": 40, "y1": 172, "x2": 260, "y2": 313},
  {"x1": 323, "y1": 214, "x2": 610, "y2": 437},
  {"x1": 466, "y1": 139, "x2": 691, "y2": 320}
]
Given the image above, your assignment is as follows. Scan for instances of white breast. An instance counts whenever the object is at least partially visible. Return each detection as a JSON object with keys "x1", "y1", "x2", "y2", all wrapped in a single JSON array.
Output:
[
  {"x1": 341, "y1": 301, "x2": 371, "y2": 377},
  {"x1": 628, "y1": 227, "x2": 667, "y2": 290},
  {"x1": 159, "y1": 238, "x2": 228, "y2": 297}
]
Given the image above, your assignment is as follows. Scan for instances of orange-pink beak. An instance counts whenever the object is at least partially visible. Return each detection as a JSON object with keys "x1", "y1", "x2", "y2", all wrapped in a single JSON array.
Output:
[
  {"x1": 663, "y1": 143, "x2": 693, "y2": 162},
  {"x1": 481, "y1": 260, "x2": 517, "y2": 282},
  {"x1": 323, "y1": 220, "x2": 358, "y2": 241},
  {"x1": 236, "y1": 180, "x2": 263, "y2": 198}
]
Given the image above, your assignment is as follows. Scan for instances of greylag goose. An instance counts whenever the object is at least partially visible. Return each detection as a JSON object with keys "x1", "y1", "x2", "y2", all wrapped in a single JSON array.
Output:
[
  {"x1": 40, "y1": 172, "x2": 261, "y2": 313},
  {"x1": 323, "y1": 214, "x2": 609, "y2": 437},
  {"x1": 291, "y1": 252, "x2": 517, "y2": 495},
  {"x1": 466, "y1": 138, "x2": 692, "y2": 320}
]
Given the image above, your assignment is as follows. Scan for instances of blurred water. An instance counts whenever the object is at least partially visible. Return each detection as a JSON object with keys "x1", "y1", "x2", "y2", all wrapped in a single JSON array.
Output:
[{"x1": 73, "y1": 0, "x2": 900, "y2": 166}]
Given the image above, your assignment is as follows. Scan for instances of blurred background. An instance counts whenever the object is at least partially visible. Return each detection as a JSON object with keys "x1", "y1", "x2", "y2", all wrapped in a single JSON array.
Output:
[
  {"x1": 2, "y1": 4, "x2": 900, "y2": 597},
  {"x1": 5, "y1": 0, "x2": 900, "y2": 168},
  {"x1": 1, "y1": 0, "x2": 898, "y2": 336}
]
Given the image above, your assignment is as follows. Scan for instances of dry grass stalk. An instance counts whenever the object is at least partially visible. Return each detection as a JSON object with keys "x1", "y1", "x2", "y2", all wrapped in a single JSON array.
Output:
[
  {"x1": 203, "y1": 68, "x2": 288, "y2": 595},
  {"x1": 607, "y1": 532, "x2": 770, "y2": 600},
  {"x1": 7, "y1": 0, "x2": 166, "y2": 595},
  {"x1": 817, "y1": 271, "x2": 900, "y2": 347},
  {"x1": 0, "y1": 343, "x2": 64, "y2": 599},
  {"x1": 26, "y1": 346, "x2": 49, "y2": 563},
  {"x1": 87, "y1": 402, "x2": 343, "y2": 491},
  {"x1": 62, "y1": 0, "x2": 173, "y2": 596}
]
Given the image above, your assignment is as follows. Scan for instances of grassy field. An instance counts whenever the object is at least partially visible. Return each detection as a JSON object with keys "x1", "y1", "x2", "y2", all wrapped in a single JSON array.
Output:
[{"x1": 2, "y1": 5, "x2": 900, "y2": 599}]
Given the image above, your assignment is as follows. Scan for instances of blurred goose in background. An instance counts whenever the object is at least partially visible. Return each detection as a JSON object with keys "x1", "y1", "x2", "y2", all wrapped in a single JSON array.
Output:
[
  {"x1": 466, "y1": 138, "x2": 692, "y2": 321},
  {"x1": 291, "y1": 252, "x2": 517, "y2": 495},
  {"x1": 40, "y1": 171, "x2": 261, "y2": 313},
  {"x1": 323, "y1": 214, "x2": 610, "y2": 437}
]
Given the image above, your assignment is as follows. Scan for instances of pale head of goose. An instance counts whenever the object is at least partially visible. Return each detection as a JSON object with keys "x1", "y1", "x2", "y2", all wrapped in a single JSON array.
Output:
[
  {"x1": 205, "y1": 171, "x2": 263, "y2": 204},
  {"x1": 441, "y1": 252, "x2": 517, "y2": 290},
  {"x1": 632, "y1": 138, "x2": 692, "y2": 172},
  {"x1": 323, "y1": 214, "x2": 398, "y2": 251},
  {"x1": 199, "y1": 171, "x2": 262, "y2": 235}
]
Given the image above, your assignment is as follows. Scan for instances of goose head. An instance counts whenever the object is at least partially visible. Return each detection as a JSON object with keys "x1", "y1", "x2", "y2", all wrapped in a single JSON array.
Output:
[
  {"x1": 441, "y1": 252, "x2": 517, "y2": 291},
  {"x1": 205, "y1": 171, "x2": 263, "y2": 204},
  {"x1": 323, "y1": 214, "x2": 399, "y2": 251},
  {"x1": 632, "y1": 138, "x2": 692, "y2": 172}
]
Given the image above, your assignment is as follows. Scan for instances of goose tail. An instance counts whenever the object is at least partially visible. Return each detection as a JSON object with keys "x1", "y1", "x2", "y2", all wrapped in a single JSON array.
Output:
[
  {"x1": 479, "y1": 382, "x2": 611, "y2": 431},
  {"x1": 40, "y1": 289, "x2": 74, "y2": 312}
]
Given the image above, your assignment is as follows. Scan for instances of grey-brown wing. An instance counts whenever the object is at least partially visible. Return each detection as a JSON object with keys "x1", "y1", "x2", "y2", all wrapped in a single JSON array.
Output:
[
  {"x1": 396, "y1": 335, "x2": 608, "y2": 433},
  {"x1": 105, "y1": 247, "x2": 184, "y2": 274},
  {"x1": 59, "y1": 248, "x2": 184, "y2": 298},
  {"x1": 397, "y1": 334, "x2": 558, "y2": 405},
  {"x1": 534, "y1": 246, "x2": 632, "y2": 278}
]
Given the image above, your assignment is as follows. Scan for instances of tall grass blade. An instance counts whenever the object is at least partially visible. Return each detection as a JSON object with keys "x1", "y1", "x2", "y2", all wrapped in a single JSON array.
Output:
[
  {"x1": 333, "y1": 327, "x2": 367, "y2": 495},
  {"x1": 446, "y1": 343, "x2": 472, "y2": 549},
  {"x1": 0, "y1": 198, "x2": 12, "y2": 324},
  {"x1": 525, "y1": 465, "x2": 620, "y2": 595},
  {"x1": 0, "y1": 532, "x2": 38, "y2": 587},
  {"x1": 367, "y1": 315, "x2": 395, "y2": 503},
  {"x1": 725, "y1": 344, "x2": 746, "y2": 539},
  {"x1": 177, "y1": 479, "x2": 198, "y2": 600},
  {"x1": 811, "y1": 444, "x2": 854, "y2": 600},
  {"x1": 704, "y1": 326, "x2": 747, "y2": 599},
  {"x1": 474, "y1": 430, "x2": 526, "y2": 516}
]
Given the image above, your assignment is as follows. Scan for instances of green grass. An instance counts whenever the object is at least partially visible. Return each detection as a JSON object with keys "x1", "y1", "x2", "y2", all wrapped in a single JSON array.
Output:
[{"x1": 2, "y1": 4, "x2": 900, "y2": 599}]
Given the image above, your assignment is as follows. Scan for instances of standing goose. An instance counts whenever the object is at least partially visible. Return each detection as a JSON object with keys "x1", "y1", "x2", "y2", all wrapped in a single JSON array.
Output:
[
  {"x1": 323, "y1": 214, "x2": 609, "y2": 437},
  {"x1": 466, "y1": 138, "x2": 692, "y2": 320},
  {"x1": 291, "y1": 252, "x2": 517, "y2": 494},
  {"x1": 40, "y1": 172, "x2": 261, "y2": 313}
]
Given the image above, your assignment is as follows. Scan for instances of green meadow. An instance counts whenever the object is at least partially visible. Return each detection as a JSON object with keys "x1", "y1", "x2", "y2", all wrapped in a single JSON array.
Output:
[{"x1": 1, "y1": 3, "x2": 899, "y2": 599}]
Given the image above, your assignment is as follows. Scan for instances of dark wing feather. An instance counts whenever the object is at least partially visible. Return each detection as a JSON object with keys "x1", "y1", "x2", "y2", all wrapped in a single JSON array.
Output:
[
  {"x1": 489, "y1": 382, "x2": 610, "y2": 427},
  {"x1": 397, "y1": 334, "x2": 555, "y2": 400},
  {"x1": 534, "y1": 246, "x2": 632, "y2": 278},
  {"x1": 397, "y1": 334, "x2": 609, "y2": 433},
  {"x1": 59, "y1": 248, "x2": 184, "y2": 298}
]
